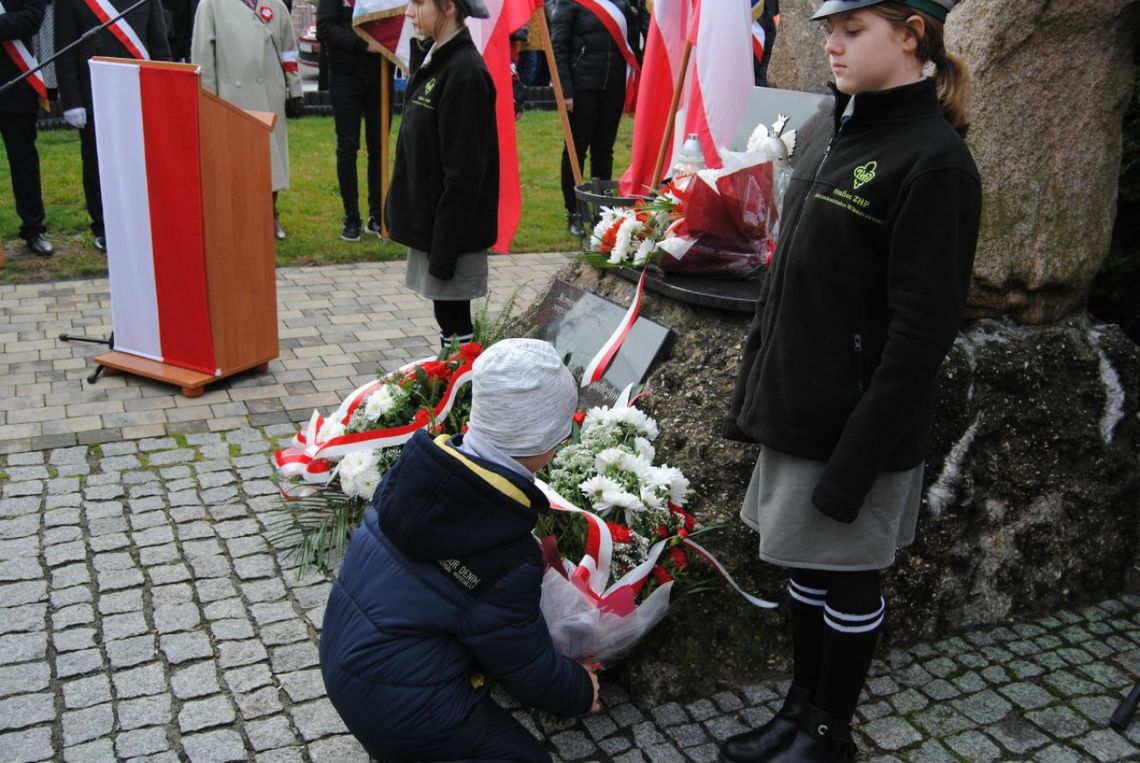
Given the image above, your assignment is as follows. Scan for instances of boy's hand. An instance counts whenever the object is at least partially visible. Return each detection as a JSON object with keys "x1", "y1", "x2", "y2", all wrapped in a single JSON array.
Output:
[{"x1": 586, "y1": 666, "x2": 602, "y2": 713}]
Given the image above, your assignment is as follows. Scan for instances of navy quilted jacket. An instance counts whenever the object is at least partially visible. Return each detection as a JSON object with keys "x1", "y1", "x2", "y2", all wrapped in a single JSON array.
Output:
[{"x1": 319, "y1": 430, "x2": 593, "y2": 757}]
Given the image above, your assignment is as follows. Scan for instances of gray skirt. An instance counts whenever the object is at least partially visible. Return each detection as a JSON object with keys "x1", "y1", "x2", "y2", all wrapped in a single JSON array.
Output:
[
  {"x1": 405, "y1": 248, "x2": 489, "y2": 301},
  {"x1": 740, "y1": 446, "x2": 924, "y2": 571}
]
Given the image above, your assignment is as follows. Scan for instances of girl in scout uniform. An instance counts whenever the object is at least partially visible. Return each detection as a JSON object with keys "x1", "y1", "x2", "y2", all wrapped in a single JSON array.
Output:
[
  {"x1": 722, "y1": 1, "x2": 981, "y2": 761},
  {"x1": 385, "y1": 0, "x2": 499, "y2": 349}
]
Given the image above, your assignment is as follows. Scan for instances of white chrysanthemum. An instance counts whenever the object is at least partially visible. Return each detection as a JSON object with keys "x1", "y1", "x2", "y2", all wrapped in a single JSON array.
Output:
[
  {"x1": 610, "y1": 217, "x2": 643, "y2": 265},
  {"x1": 633, "y1": 436, "x2": 655, "y2": 462},
  {"x1": 338, "y1": 449, "x2": 383, "y2": 501},
  {"x1": 579, "y1": 474, "x2": 646, "y2": 519},
  {"x1": 581, "y1": 405, "x2": 659, "y2": 441},
  {"x1": 655, "y1": 464, "x2": 691, "y2": 506},
  {"x1": 362, "y1": 384, "x2": 399, "y2": 421},
  {"x1": 632, "y1": 237, "x2": 654, "y2": 267},
  {"x1": 591, "y1": 206, "x2": 635, "y2": 250},
  {"x1": 595, "y1": 447, "x2": 651, "y2": 478},
  {"x1": 318, "y1": 419, "x2": 346, "y2": 443}
]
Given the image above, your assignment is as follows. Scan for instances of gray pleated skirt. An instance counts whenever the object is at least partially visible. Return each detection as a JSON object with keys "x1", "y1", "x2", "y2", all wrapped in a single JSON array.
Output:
[
  {"x1": 740, "y1": 446, "x2": 924, "y2": 571},
  {"x1": 405, "y1": 248, "x2": 489, "y2": 301}
]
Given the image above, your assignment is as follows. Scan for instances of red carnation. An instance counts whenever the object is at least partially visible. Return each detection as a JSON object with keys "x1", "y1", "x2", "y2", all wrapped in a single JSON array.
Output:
[
  {"x1": 459, "y1": 343, "x2": 483, "y2": 361},
  {"x1": 653, "y1": 565, "x2": 673, "y2": 584},
  {"x1": 419, "y1": 361, "x2": 451, "y2": 381},
  {"x1": 669, "y1": 546, "x2": 688, "y2": 569},
  {"x1": 606, "y1": 522, "x2": 632, "y2": 544},
  {"x1": 573, "y1": 410, "x2": 586, "y2": 427}
]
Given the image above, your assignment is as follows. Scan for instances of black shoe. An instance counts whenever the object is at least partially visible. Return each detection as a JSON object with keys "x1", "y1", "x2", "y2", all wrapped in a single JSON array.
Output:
[
  {"x1": 719, "y1": 685, "x2": 811, "y2": 763},
  {"x1": 365, "y1": 216, "x2": 382, "y2": 237},
  {"x1": 24, "y1": 234, "x2": 54, "y2": 256},
  {"x1": 341, "y1": 218, "x2": 362, "y2": 241},
  {"x1": 765, "y1": 704, "x2": 856, "y2": 763},
  {"x1": 93, "y1": 235, "x2": 107, "y2": 253},
  {"x1": 567, "y1": 211, "x2": 584, "y2": 238}
]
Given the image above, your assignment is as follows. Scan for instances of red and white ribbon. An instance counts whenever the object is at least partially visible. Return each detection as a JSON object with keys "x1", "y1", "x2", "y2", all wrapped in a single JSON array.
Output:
[
  {"x1": 581, "y1": 269, "x2": 647, "y2": 387},
  {"x1": 0, "y1": 1, "x2": 50, "y2": 107},
  {"x1": 275, "y1": 346, "x2": 480, "y2": 491},
  {"x1": 81, "y1": 0, "x2": 150, "y2": 59},
  {"x1": 279, "y1": 48, "x2": 299, "y2": 74}
]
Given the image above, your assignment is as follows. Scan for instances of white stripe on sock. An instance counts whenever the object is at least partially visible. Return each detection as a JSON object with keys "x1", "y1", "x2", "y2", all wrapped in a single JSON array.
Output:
[
  {"x1": 788, "y1": 584, "x2": 826, "y2": 608},
  {"x1": 789, "y1": 579, "x2": 828, "y2": 596},
  {"x1": 823, "y1": 597, "x2": 886, "y2": 633}
]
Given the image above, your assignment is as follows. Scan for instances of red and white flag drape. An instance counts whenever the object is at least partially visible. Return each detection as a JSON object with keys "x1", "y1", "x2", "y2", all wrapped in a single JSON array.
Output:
[
  {"x1": 466, "y1": 0, "x2": 540, "y2": 253},
  {"x1": 352, "y1": 0, "x2": 412, "y2": 70},
  {"x1": 619, "y1": 0, "x2": 753, "y2": 195},
  {"x1": 751, "y1": 0, "x2": 767, "y2": 64},
  {"x1": 618, "y1": 0, "x2": 691, "y2": 196},
  {"x1": 678, "y1": 0, "x2": 753, "y2": 174},
  {"x1": 90, "y1": 60, "x2": 215, "y2": 375}
]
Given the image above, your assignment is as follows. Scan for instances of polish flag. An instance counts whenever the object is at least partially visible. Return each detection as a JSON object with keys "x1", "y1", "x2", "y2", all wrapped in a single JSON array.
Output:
[
  {"x1": 678, "y1": 0, "x2": 753, "y2": 173},
  {"x1": 352, "y1": 0, "x2": 412, "y2": 70},
  {"x1": 467, "y1": 0, "x2": 540, "y2": 253},
  {"x1": 90, "y1": 60, "x2": 216, "y2": 375},
  {"x1": 619, "y1": 0, "x2": 752, "y2": 194},
  {"x1": 618, "y1": 0, "x2": 692, "y2": 196}
]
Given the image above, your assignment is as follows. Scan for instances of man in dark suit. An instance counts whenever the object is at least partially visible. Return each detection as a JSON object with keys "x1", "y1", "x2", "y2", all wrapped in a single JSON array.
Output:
[
  {"x1": 54, "y1": 0, "x2": 170, "y2": 252},
  {"x1": 0, "y1": 0, "x2": 53, "y2": 255}
]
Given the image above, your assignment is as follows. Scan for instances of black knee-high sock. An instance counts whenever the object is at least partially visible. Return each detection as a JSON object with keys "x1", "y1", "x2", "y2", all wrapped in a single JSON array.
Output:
[
  {"x1": 814, "y1": 569, "x2": 884, "y2": 728},
  {"x1": 788, "y1": 569, "x2": 828, "y2": 696},
  {"x1": 433, "y1": 300, "x2": 473, "y2": 348}
]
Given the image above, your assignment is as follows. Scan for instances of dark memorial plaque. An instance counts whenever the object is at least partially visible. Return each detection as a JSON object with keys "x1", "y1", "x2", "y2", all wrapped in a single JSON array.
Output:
[{"x1": 528, "y1": 279, "x2": 672, "y2": 407}]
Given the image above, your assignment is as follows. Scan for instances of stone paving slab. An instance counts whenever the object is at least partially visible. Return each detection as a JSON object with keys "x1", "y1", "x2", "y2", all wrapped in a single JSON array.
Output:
[
  {"x1": 0, "y1": 255, "x2": 571, "y2": 454},
  {"x1": 0, "y1": 434, "x2": 1138, "y2": 762}
]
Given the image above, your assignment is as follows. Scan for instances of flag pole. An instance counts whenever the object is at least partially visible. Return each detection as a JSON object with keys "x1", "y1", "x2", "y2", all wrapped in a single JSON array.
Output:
[
  {"x1": 650, "y1": 38, "x2": 692, "y2": 191},
  {"x1": 535, "y1": 7, "x2": 581, "y2": 186},
  {"x1": 379, "y1": 56, "x2": 391, "y2": 239}
]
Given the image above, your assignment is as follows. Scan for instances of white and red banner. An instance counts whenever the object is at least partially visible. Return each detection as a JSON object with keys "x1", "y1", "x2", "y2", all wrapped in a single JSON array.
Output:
[
  {"x1": 466, "y1": 0, "x2": 539, "y2": 253},
  {"x1": 81, "y1": 0, "x2": 150, "y2": 59},
  {"x1": 0, "y1": 0, "x2": 50, "y2": 109},
  {"x1": 751, "y1": 0, "x2": 767, "y2": 64},
  {"x1": 352, "y1": 0, "x2": 412, "y2": 70},
  {"x1": 618, "y1": 0, "x2": 691, "y2": 195},
  {"x1": 619, "y1": 0, "x2": 753, "y2": 195},
  {"x1": 90, "y1": 60, "x2": 215, "y2": 375}
]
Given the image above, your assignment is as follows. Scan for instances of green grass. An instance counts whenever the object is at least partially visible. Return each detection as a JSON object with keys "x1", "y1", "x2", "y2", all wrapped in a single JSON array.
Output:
[{"x1": 0, "y1": 111, "x2": 633, "y2": 284}]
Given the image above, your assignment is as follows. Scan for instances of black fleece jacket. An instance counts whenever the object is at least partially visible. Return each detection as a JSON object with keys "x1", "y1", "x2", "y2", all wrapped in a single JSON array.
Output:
[
  {"x1": 726, "y1": 79, "x2": 981, "y2": 524},
  {"x1": 385, "y1": 27, "x2": 498, "y2": 279}
]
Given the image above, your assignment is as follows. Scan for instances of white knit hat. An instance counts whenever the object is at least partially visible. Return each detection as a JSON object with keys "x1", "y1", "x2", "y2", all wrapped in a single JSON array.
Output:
[{"x1": 467, "y1": 339, "x2": 578, "y2": 457}]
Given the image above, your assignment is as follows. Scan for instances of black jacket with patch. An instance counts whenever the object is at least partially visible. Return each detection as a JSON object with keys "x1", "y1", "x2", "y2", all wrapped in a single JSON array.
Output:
[
  {"x1": 384, "y1": 27, "x2": 498, "y2": 279},
  {"x1": 726, "y1": 79, "x2": 982, "y2": 523}
]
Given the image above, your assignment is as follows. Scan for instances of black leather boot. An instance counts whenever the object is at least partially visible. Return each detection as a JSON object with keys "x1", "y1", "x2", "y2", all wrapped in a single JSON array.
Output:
[
  {"x1": 719, "y1": 685, "x2": 812, "y2": 763},
  {"x1": 567, "y1": 211, "x2": 585, "y2": 238},
  {"x1": 765, "y1": 704, "x2": 857, "y2": 763}
]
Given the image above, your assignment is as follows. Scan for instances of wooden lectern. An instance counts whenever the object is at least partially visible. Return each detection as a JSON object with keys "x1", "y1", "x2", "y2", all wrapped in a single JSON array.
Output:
[{"x1": 88, "y1": 58, "x2": 278, "y2": 398}]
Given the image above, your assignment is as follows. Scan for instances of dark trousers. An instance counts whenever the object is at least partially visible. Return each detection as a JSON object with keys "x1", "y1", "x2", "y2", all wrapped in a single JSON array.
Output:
[
  {"x1": 560, "y1": 84, "x2": 625, "y2": 212},
  {"x1": 329, "y1": 67, "x2": 383, "y2": 225},
  {"x1": 79, "y1": 119, "x2": 104, "y2": 236},
  {"x1": 0, "y1": 111, "x2": 47, "y2": 239},
  {"x1": 377, "y1": 698, "x2": 551, "y2": 762}
]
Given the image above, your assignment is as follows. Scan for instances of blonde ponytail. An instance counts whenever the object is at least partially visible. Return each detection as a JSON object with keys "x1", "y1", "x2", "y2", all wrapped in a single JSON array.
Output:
[{"x1": 873, "y1": 3, "x2": 973, "y2": 136}]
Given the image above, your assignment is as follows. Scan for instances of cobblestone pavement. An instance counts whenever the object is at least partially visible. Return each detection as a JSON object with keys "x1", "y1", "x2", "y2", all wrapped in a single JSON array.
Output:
[
  {"x1": 0, "y1": 434, "x2": 1138, "y2": 762},
  {"x1": 2, "y1": 259, "x2": 1139, "y2": 761}
]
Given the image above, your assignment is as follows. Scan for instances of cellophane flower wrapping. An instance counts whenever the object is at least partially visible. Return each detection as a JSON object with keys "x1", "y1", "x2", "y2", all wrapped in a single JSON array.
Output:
[
  {"x1": 536, "y1": 400, "x2": 699, "y2": 664},
  {"x1": 657, "y1": 153, "x2": 776, "y2": 277}
]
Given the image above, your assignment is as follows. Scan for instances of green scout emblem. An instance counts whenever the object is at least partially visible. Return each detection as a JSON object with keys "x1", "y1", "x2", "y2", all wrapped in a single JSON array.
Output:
[{"x1": 853, "y1": 161, "x2": 877, "y2": 190}]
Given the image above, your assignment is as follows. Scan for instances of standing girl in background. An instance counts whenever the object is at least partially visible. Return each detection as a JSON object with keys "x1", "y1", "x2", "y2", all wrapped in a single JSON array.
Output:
[
  {"x1": 385, "y1": 0, "x2": 498, "y2": 349},
  {"x1": 722, "y1": 1, "x2": 981, "y2": 761}
]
